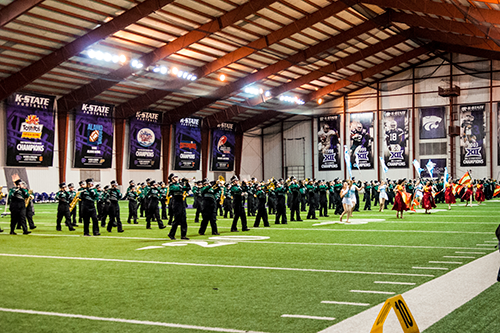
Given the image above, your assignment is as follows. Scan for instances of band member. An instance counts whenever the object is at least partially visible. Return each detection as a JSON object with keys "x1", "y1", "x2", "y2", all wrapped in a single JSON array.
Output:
[
  {"x1": 230, "y1": 176, "x2": 250, "y2": 232},
  {"x1": 167, "y1": 174, "x2": 190, "y2": 240},
  {"x1": 422, "y1": 181, "x2": 436, "y2": 214},
  {"x1": 475, "y1": 180, "x2": 485, "y2": 204},
  {"x1": 392, "y1": 179, "x2": 408, "y2": 219},
  {"x1": 462, "y1": 183, "x2": 474, "y2": 207},
  {"x1": 318, "y1": 180, "x2": 329, "y2": 217},
  {"x1": 253, "y1": 183, "x2": 269, "y2": 227},
  {"x1": 306, "y1": 179, "x2": 317, "y2": 220},
  {"x1": 274, "y1": 179, "x2": 287, "y2": 224},
  {"x1": 80, "y1": 179, "x2": 100, "y2": 236},
  {"x1": 198, "y1": 179, "x2": 220, "y2": 235},
  {"x1": 8, "y1": 179, "x2": 31, "y2": 235},
  {"x1": 125, "y1": 180, "x2": 139, "y2": 224},
  {"x1": 378, "y1": 181, "x2": 389, "y2": 212},
  {"x1": 77, "y1": 180, "x2": 85, "y2": 223},
  {"x1": 160, "y1": 182, "x2": 168, "y2": 220},
  {"x1": 193, "y1": 180, "x2": 203, "y2": 222},
  {"x1": 146, "y1": 180, "x2": 166, "y2": 230},
  {"x1": 55, "y1": 183, "x2": 76, "y2": 231},
  {"x1": 21, "y1": 189, "x2": 36, "y2": 231},
  {"x1": 444, "y1": 181, "x2": 456, "y2": 210},
  {"x1": 99, "y1": 185, "x2": 110, "y2": 227},
  {"x1": 68, "y1": 183, "x2": 78, "y2": 227},
  {"x1": 107, "y1": 180, "x2": 123, "y2": 233},
  {"x1": 288, "y1": 177, "x2": 302, "y2": 221}
]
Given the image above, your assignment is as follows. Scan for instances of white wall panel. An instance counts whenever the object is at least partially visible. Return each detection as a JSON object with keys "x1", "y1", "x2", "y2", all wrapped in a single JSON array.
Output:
[{"x1": 241, "y1": 129, "x2": 262, "y2": 180}]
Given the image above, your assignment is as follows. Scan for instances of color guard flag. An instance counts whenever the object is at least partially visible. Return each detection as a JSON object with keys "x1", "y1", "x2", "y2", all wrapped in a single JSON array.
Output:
[
  {"x1": 444, "y1": 167, "x2": 449, "y2": 186},
  {"x1": 344, "y1": 145, "x2": 352, "y2": 179},
  {"x1": 426, "y1": 159, "x2": 435, "y2": 178},
  {"x1": 379, "y1": 156, "x2": 389, "y2": 174},
  {"x1": 494, "y1": 185, "x2": 500, "y2": 197},
  {"x1": 459, "y1": 171, "x2": 472, "y2": 185},
  {"x1": 413, "y1": 159, "x2": 424, "y2": 177},
  {"x1": 452, "y1": 184, "x2": 463, "y2": 196}
]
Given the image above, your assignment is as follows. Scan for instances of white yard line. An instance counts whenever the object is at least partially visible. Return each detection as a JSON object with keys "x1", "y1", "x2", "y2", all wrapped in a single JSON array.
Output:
[
  {"x1": 483, "y1": 241, "x2": 497, "y2": 243},
  {"x1": 350, "y1": 290, "x2": 395, "y2": 295},
  {"x1": 374, "y1": 281, "x2": 415, "y2": 286},
  {"x1": 319, "y1": 251, "x2": 499, "y2": 333},
  {"x1": 0, "y1": 253, "x2": 435, "y2": 277},
  {"x1": 455, "y1": 251, "x2": 484, "y2": 254},
  {"x1": 444, "y1": 256, "x2": 475, "y2": 259},
  {"x1": 321, "y1": 301, "x2": 370, "y2": 306},
  {"x1": 281, "y1": 314, "x2": 335, "y2": 321},
  {"x1": 0, "y1": 307, "x2": 267, "y2": 333},
  {"x1": 429, "y1": 261, "x2": 462, "y2": 264},
  {"x1": 476, "y1": 244, "x2": 496, "y2": 246},
  {"x1": 412, "y1": 267, "x2": 449, "y2": 270}
]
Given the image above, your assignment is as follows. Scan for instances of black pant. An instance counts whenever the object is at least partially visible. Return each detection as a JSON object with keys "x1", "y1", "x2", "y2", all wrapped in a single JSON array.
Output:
[
  {"x1": 10, "y1": 200, "x2": 28, "y2": 234},
  {"x1": 161, "y1": 199, "x2": 167, "y2": 219},
  {"x1": 199, "y1": 198, "x2": 218, "y2": 235},
  {"x1": 81, "y1": 201, "x2": 100, "y2": 236},
  {"x1": 146, "y1": 198, "x2": 164, "y2": 229},
  {"x1": 78, "y1": 201, "x2": 83, "y2": 223},
  {"x1": 168, "y1": 197, "x2": 187, "y2": 238},
  {"x1": 319, "y1": 199, "x2": 328, "y2": 217},
  {"x1": 100, "y1": 201, "x2": 110, "y2": 227},
  {"x1": 107, "y1": 200, "x2": 123, "y2": 232},
  {"x1": 57, "y1": 202, "x2": 74, "y2": 231},
  {"x1": 70, "y1": 205, "x2": 77, "y2": 225},
  {"x1": 307, "y1": 194, "x2": 316, "y2": 219},
  {"x1": 254, "y1": 199, "x2": 269, "y2": 227},
  {"x1": 127, "y1": 200, "x2": 138, "y2": 223},
  {"x1": 275, "y1": 196, "x2": 287, "y2": 224},
  {"x1": 231, "y1": 197, "x2": 248, "y2": 231},
  {"x1": 290, "y1": 195, "x2": 301, "y2": 221}
]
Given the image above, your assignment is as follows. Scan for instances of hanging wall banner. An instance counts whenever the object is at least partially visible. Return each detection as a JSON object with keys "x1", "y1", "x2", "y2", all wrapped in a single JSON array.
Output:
[
  {"x1": 129, "y1": 111, "x2": 162, "y2": 169},
  {"x1": 419, "y1": 107, "x2": 446, "y2": 139},
  {"x1": 6, "y1": 92, "x2": 56, "y2": 167},
  {"x1": 318, "y1": 115, "x2": 341, "y2": 171},
  {"x1": 349, "y1": 112, "x2": 374, "y2": 169},
  {"x1": 383, "y1": 110, "x2": 409, "y2": 168},
  {"x1": 498, "y1": 103, "x2": 500, "y2": 166},
  {"x1": 420, "y1": 158, "x2": 446, "y2": 179},
  {"x1": 211, "y1": 122, "x2": 235, "y2": 171},
  {"x1": 174, "y1": 117, "x2": 201, "y2": 170},
  {"x1": 460, "y1": 104, "x2": 486, "y2": 167},
  {"x1": 74, "y1": 102, "x2": 114, "y2": 168}
]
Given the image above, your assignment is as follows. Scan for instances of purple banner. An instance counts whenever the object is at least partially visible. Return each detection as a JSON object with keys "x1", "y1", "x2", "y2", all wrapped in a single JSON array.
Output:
[
  {"x1": 420, "y1": 158, "x2": 446, "y2": 179},
  {"x1": 498, "y1": 103, "x2": 500, "y2": 166},
  {"x1": 460, "y1": 104, "x2": 486, "y2": 167},
  {"x1": 174, "y1": 117, "x2": 201, "y2": 170},
  {"x1": 420, "y1": 107, "x2": 446, "y2": 139},
  {"x1": 129, "y1": 111, "x2": 162, "y2": 169},
  {"x1": 211, "y1": 122, "x2": 235, "y2": 171},
  {"x1": 6, "y1": 92, "x2": 56, "y2": 166},
  {"x1": 318, "y1": 116, "x2": 341, "y2": 170},
  {"x1": 383, "y1": 110, "x2": 409, "y2": 168},
  {"x1": 349, "y1": 112, "x2": 374, "y2": 169},
  {"x1": 74, "y1": 102, "x2": 114, "y2": 168}
]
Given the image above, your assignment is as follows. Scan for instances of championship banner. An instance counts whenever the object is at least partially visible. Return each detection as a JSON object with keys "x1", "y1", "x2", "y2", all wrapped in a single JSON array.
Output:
[
  {"x1": 318, "y1": 115, "x2": 341, "y2": 170},
  {"x1": 498, "y1": 103, "x2": 500, "y2": 166},
  {"x1": 419, "y1": 107, "x2": 446, "y2": 139},
  {"x1": 349, "y1": 112, "x2": 374, "y2": 169},
  {"x1": 6, "y1": 92, "x2": 56, "y2": 166},
  {"x1": 174, "y1": 117, "x2": 201, "y2": 170},
  {"x1": 383, "y1": 110, "x2": 409, "y2": 168},
  {"x1": 74, "y1": 102, "x2": 114, "y2": 168},
  {"x1": 129, "y1": 111, "x2": 162, "y2": 169},
  {"x1": 460, "y1": 103, "x2": 486, "y2": 167},
  {"x1": 211, "y1": 122, "x2": 235, "y2": 171},
  {"x1": 420, "y1": 158, "x2": 446, "y2": 179}
]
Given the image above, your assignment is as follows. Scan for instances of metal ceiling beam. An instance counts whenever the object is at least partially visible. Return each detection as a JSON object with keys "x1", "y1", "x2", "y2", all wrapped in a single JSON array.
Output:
[
  {"x1": 432, "y1": 42, "x2": 500, "y2": 61},
  {"x1": 0, "y1": 0, "x2": 176, "y2": 102},
  {"x1": 114, "y1": 0, "x2": 350, "y2": 120},
  {"x1": 0, "y1": 0, "x2": 44, "y2": 27},
  {"x1": 203, "y1": 104, "x2": 248, "y2": 129},
  {"x1": 62, "y1": 0, "x2": 274, "y2": 115},
  {"x1": 246, "y1": 33, "x2": 407, "y2": 106},
  {"x1": 305, "y1": 46, "x2": 429, "y2": 102},
  {"x1": 240, "y1": 111, "x2": 282, "y2": 132},
  {"x1": 164, "y1": 12, "x2": 392, "y2": 124}
]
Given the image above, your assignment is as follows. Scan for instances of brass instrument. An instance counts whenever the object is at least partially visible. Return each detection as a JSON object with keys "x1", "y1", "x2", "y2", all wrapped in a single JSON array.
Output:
[
  {"x1": 25, "y1": 189, "x2": 33, "y2": 207},
  {"x1": 166, "y1": 187, "x2": 171, "y2": 205},
  {"x1": 69, "y1": 191, "x2": 81, "y2": 212},
  {"x1": 0, "y1": 191, "x2": 4, "y2": 200},
  {"x1": 218, "y1": 176, "x2": 226, "y2": 205}
]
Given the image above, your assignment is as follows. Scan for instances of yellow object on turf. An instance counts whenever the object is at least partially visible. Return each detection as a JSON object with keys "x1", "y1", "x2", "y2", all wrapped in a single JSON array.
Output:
[{"x1": 370, "y1": 294, "x2": 419, "y2": 333}]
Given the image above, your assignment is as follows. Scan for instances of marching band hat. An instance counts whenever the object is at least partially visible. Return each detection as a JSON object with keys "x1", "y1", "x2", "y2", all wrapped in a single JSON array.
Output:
[
  {"x1": 85, "y1": 178, "x2": 93, "y2": 184},
  {"x1": 231, "y1": 175, "x2": 238, "y2": 182},
  {"x1": 96, "y1": 184, "x2": 101, "y2": 188},
  {"x1": 110, "y1": 180, "x2": 117, "y2": 186},
  {"x1": 150, "y1": 180, "x2": 156, "y2": 185},
  {"x1": 68, "y1": 183, "x2": 74, "y2": 187},
  {"x1": 129, "y1": 180, "x2": 134, "y2": 184},
  {"x1": 146, "y1": 178, "x2": 151, "y2": 182},
  {"x1": 14, "y1": 179, "x2": 23, "y2": 185},
  {"x1": 203, "y1": 178, "x2": 210, "y2": 184},
  {"x1": 103, "y1": 185, "x2": 109, "y2": 190},
  {"x1": 59, "y1": 182, "x2": 66, "y2": 188},
  {"x1": 168, "y1": 173, "x2": 177, "y2": 181}
]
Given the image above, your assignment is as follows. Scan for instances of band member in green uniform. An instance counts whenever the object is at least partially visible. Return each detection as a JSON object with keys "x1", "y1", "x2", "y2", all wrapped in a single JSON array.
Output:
[
  {"x1": 288, "y1": 177, "x2": 302, "y2": 221},
  {"x1": 68, "y1": 183, "x2": 78, "y2": 226},
  {"x1": 160, "y1": 182, "x2": 168, "y2": 220},
  {"x1": 318, "y1": 180, "x2": 329, "y2": 217},
  {"x1": 193, "y1": 180, "x2": 203, "y2": 223},
  {"x1": 8, "y1": 179, "x2": 31, "y2": 235},
  {"x1": 55, "y1": 183, "x2": 76, "y2": 231},
  {"x1": 305, "y1": 179, "x2": 317, "y2": 220},
  {"x1": 80, "y1": 178, "x2": 100, "y2": 236},
  {"x1": 107, "y1": 180, "x2": 123, "y2": 233},
  {"x1": 77, "y1": 180, "x2": 85, "y2": 224},
  {"x1": 167, "y1": 174, "x2": 190, "y2": 240},
  {"x1": 253, "y1": 183, "x2": 269, "y2": 227},
  {"x1": 275, "y1": 179, "x2": 287, "y2": 224},
  {"x1": 125, "y1": 180, "x2": 138, "y2": 224},
  {"x1": 146, "y1": 180, "x2": 166, "y2": 230},
  {"x1": 99, "y1": 185, "x2": 110, "y2": 227},
  {"x1": 198, "y1": 179, "x2": 220, "y2": 235},
  {"x1": 230, "y1": 176, "x2": 250, "y2": 232}
]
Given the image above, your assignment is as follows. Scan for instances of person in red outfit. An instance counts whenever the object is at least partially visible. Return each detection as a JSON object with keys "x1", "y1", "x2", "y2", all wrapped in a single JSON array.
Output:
[
  {"x1": 475, "y1": 181, "x2": 485, "y2": 205},
  {"x1": 421, "y1": 181, "x2": 436, "y2": 214},
  {"x1": 444, "y1": 182, "x2": 456, "y2": 210},
  {"x1": 392, "y1": 179, "x2": 408, "y2": 219},
  {"x1": 462, "y1": 183, "x2": 473, "y2": 207}
]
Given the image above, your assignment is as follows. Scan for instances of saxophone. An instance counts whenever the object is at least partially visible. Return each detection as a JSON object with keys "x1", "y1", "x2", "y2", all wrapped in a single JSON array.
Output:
[
  {"x1": 24, "y1": 189, "x2": 33, "y2": 207},
  {"x1": 69, "y1": 191, "x2": 81, "y2": 212}
]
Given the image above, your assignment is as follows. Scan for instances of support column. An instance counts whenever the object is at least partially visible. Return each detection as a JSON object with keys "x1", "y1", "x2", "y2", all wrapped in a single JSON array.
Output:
[
  {"x1": 161, "y1": 124, "x2": 171, "y2": 183},
  {"x1": 235, "y1": 130, "x2": 243, "y2": 178},
  {"x1": 343, "y1": 96, "x2": 347, "y2": 180},
  {"x1": 115, "y1": 117, "x2": 125, "y2": 185},
  {"x1": 201, "y1": 126, "x2": 210, "y2": 179},
  {"x1": 280, "y1": 121, "x2": 285, "y2": 179},
  {"x1": 376, "y1": 83, "x2": 381, "y2": 182},
  {"x1": 490, "y1": 60, "x2": 494, "y2": 178},
  {"x1": 261, "y1": 129, "x2": 265, "y2": 179},
  {"x1": 311, "y1": 117, "x2": 315, "y2": 179},
  {"x1": 412, "y1": 68, "x2": 416, "y2": 179},
  {"x1": 449, "y1": 55, "x2": 456, "y2": 178},
  {"x1": 57, "y1": 110, "x2": 69, "y2": 183}
]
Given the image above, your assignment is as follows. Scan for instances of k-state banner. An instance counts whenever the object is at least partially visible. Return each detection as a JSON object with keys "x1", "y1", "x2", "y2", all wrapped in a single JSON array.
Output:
[
  {"x1": 349, "y1": 112, "x2": 374, "y2": 169},
  {"x1": 174, "y1": 117, "x2": 201, "y2": 170},
  {"x1": 129, "y1": 111, "x2": 162, "y2": 169},
  {"x1": 74, "y1": 102, "x2": 114, "y2": 168},
  {"x1": 318, "y1": 116, "x2": 341, "y2": 170},
  {"x1": 383, "y1": 110, "x2": 408, "y2": 168},
  {"x1": 6, "y1": 92, "x2": 56, "y2": 166},
  {"x1": 420, "y1": 107, "x2": 446, "y2": 139},
  {"x1": 498, "y1": 103, "x2": 500, "y2": 166},
  {"x1": 460, "y1": 103, "x2": 486, "y2": 167},
  {"x1": 211, "y1": 122, "x2": 235, "y2": 171}
]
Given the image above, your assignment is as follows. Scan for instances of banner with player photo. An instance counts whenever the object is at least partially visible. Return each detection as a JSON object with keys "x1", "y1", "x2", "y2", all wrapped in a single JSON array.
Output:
[
  {"x1": 349, "y1": 112, "x2": 374, "y2": 169},
  {"x1": 498, "y1": 103, "x2": 500, "y2": 166},
  {"x1": 6, "y1": 92, "x2": 56, "y2": 167},
  {"x1": 460, "y1": 103, "x2": 486, "y2": 167},
  {"x1": 419, "y1": 107, "x2": 446, "y2": 139},
  {"x1": 420, "y1": 158, "x2": 446, "y2": 179},
  {"x1": 74, "y1": 102, "x2": 114, "y2": 168},
  {"x1": 318, "y1": 115, "x2": 341, "y2": 171},
  {"x1": 383, "y1": 110, "x2": 408, "y2": 168},
  {"x1": 211, "y1": 122, "x2": 235, "y2": 171},
  {"x1": 174, "y1": 117, "x2": 201, "y2": 170},
  {"x1": 129, "y1": 111, "x2": 162, "y2": 169}
]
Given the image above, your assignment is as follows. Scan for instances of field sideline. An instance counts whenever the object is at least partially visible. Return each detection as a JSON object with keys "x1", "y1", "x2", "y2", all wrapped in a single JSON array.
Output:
[{"x1": 0, "y1": 199, "x2": 498, "y2": 332}]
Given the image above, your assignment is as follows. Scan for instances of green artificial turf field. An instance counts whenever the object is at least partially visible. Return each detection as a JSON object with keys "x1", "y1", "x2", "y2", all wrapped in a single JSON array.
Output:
[{"x1": 0, "y1": 199, "x2": 498, "y2": 332}]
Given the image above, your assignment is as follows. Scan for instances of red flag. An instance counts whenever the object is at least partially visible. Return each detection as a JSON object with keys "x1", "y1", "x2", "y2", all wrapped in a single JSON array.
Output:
[
  {"x1": 494, "y1": 185, "x2": 500, "y2": 197},
  {"x1": 459, "y1": 171, "x2": 471, "y2": 185},
  {"x1": 452, "y1": 184, "x2": 463, "y2": 195}
]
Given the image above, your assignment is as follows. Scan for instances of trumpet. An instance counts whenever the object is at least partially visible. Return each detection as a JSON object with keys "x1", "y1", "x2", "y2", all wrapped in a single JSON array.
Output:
[{"x1": 69, "y1": 191, "x2": 81, "y2": 212}]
